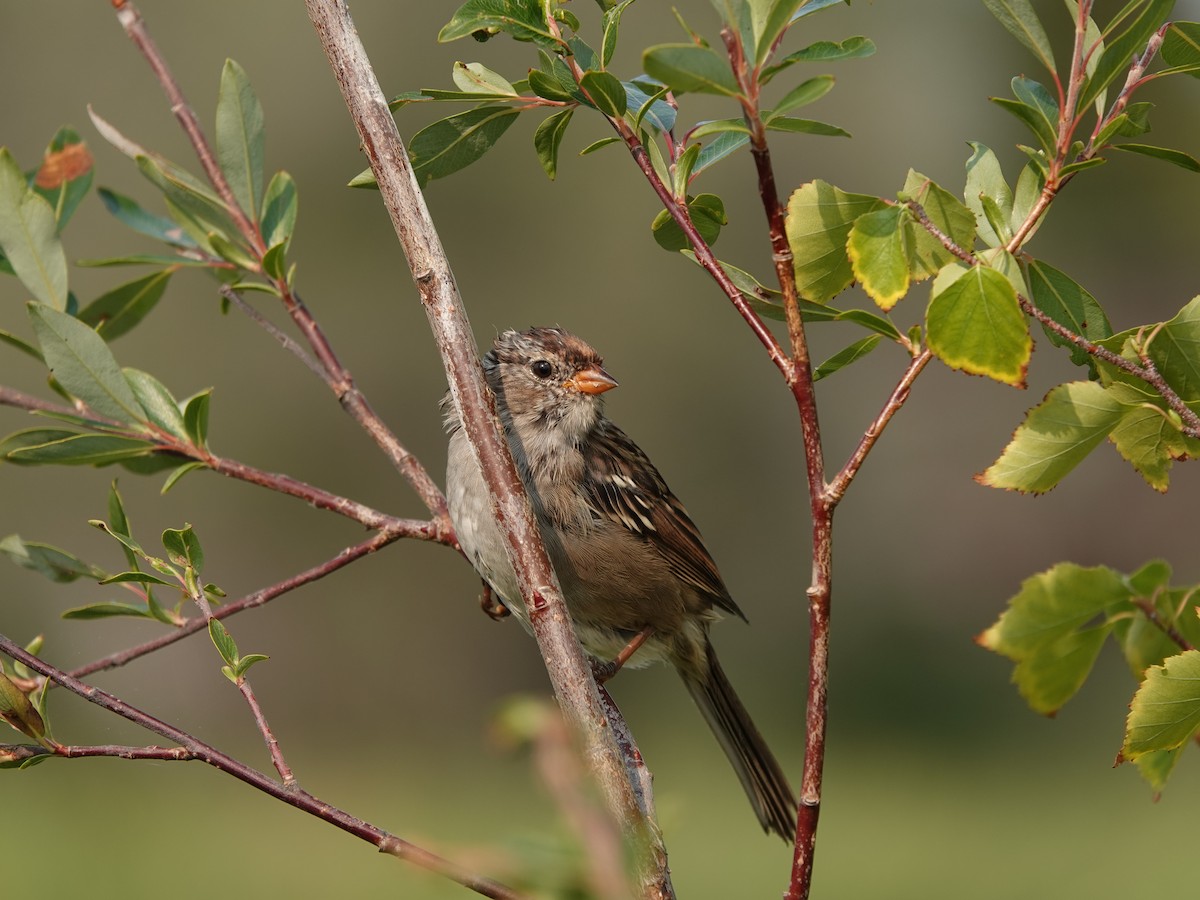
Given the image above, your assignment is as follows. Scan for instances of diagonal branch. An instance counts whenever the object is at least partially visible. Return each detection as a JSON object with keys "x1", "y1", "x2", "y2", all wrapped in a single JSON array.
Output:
[{"x1": 0, "y1": 634, "x2": 526, "y2": 900}]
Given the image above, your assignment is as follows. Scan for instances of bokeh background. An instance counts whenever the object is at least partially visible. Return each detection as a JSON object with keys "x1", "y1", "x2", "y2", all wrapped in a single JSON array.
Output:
[{"x1": 3, "y1": 1, "x2": 1200, "y2": 897}]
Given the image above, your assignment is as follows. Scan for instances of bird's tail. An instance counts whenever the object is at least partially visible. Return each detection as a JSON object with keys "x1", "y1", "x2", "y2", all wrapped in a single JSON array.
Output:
[{"x1": 680, "y1": 639, "x2": 797, "y2": 841}]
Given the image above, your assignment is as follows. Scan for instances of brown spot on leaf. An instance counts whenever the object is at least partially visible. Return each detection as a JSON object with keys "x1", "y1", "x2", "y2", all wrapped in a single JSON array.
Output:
[{"x1": 35, "y1": 142, "x2": 93, "y2": 189}]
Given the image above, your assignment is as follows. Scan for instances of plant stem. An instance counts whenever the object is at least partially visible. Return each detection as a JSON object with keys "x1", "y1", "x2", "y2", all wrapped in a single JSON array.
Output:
[{"x1": 0, "y1": 633, "x2": 527, "y2": 900}]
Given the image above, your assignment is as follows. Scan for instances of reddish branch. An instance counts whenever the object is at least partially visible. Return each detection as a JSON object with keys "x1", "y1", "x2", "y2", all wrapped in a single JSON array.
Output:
[{"x1": 0, "y1": 633, "x2": 525, "y2": 900}]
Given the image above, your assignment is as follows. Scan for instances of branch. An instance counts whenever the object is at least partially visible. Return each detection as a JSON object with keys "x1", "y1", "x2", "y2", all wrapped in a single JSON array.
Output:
[
  {"x1": 301, "y1": 4, "x2": 667, "y2": 898},
  {"x1": 109, "y1": 0, "x2": 449, "y2": 524},
  {"x1": 1130, "y1": 596, "x2": 1193, "y2": 652},
  {"x1": 70, "y1": 526, "x2": 411, "y2": 680},
  {"x1": 0, "y1": 634, "x2": 526, "y2": 900}
]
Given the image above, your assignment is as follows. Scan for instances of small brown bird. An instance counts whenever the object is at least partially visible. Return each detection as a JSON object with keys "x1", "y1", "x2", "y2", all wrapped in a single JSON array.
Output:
[{"x1": 445, "y1": 327, "x2": 796, "y2": 840}]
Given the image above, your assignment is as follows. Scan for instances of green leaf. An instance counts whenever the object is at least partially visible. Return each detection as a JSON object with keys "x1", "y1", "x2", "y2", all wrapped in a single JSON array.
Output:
[
  {"x1": 1009, "y1": 157, "x2": 1046, "y2": 237},
  {"x1": 0, "y1": 671, "x2": 46, "y2": 741},
  {"x1": 1109, "y1": 143, "x2": 1200, "y2": 173},
  {"x1": 982, "y1": 0, "x2": 1056, "y2": 73},
  {"x1": 408, "y1": 106, "x2": 522, "y2": 187},
  {"x1": 964, "y1": 143, "x2": 1013, "y2": 249},
  {"x1": 579, "y1": 70, "x2": 627, "y2": 117},
  {"x1": 0, "y1": 428, "x2": 77, "y2": 460},
  {"x1": 77, "y1": 270, "x2": 173, "y2": 342},
  {"x1": 651, "y1": 193, "x2": 727, "y2": 251},
  {"x1": 123, "y1": 369, "x2": 188, "y2": 440},
  {"x1": 926, "y1": 264, "x2": 1030, "y2": 386},
  {"x1": 847, "y1": 206, "x2": 909, "y2": 310},
  {"x1": 32, "y1": 127, "x2": 94, "y2": 232},
  {"x1": 692, "y1": 130, "x2": 750, "y2": 177},
  {"x1": 451, "y1": 61, "x2": 518, "y2": 95},
  {"x1": 978, "y1": 563, "x2": 1129, "y2": 714},
  {"x1": 0, "y1": 535, "x2": 105, "y2": 583},
  {"x1": 438, "y1": 0, "x2": 558, "y2": 46},
  {"x1": 1123, "y1": 650, "x2": 1200, "y2": 759},
  {"x1": 579, "y1": 137, "x2": 621, "y2": 156},
  {"x1": 260, "y1": 171, "x2": 298, "y2": 250},
  {"x1": 0, "y1": 149, "x2": 68, "y2": 309},
  {"x1": 764, "y1": 117, "x2": 849, "y2": 138},
  {"x1": 1080, "y1": 0, "x2": 1174, "y2": 112},
  {"x1": 97, "y1": 188, "x2": 197, "y2": 248},
  {"x1": 62, "y1": 601, "x2": 154, "y2": 620},
  {"x1": 977, "y1": 381, "x2": 1123, "y2": 492},
  {"x1": 183, "y1": 390, "x2": 212, "y2": 448},
  {"x1": 27, "y1": 303, "x2": 145, "y2": 424},
  {"x1": 625, "y1": 80, "x2": 676, "y2": 133},
  {"x1": 215, "y1": 59, "x2": 265, "y2": 220},
  {"x1": 1102, "y1": 296, "x2": 1200, "y2": 402},
  {"x1": 6, "y1": 433, "x2": 159, "y2": 466},
  {"x1": 163, "y1": 525, "x2": 203, "y2": 572},
  {"x1": 209, "y1": 619, "x2": 239, "y2": 667},
  {"x1": 98, "y1": 570, "x2": 173, "y2": 587},
  {"x1": 760, "y1": 35, "x2": 875, "y2": 84},
  {"x1": 1106, "y1": 383, "x2": 1185, "y2": 491},
  {"x1": 991, "y1": 93, "x2": 1058, "y2": 156},
  {"x1": 233, "y1": 653, "x2": 270, "y2": 678},
  {"x1": 1026, "y1": 260, "x2": 1112, "y2": 371},
  {"x1": 642, "y1": 43, "x2": 741, "y2": 96},
  {"x1": 901, "y1": 170, "x2": 977, "y2": 280},
  {"x1": 1160, "y1": 22, "x2": 1200, "y2": 78},
  {"x1": 0, "y1": 326, "x2": 42, "y2": 362},
  {"x1": 77, "y1": 254, "x2": 211, "y2": 268},
  {"x1": 533, "y1": 109, "x2": 573, "y2": 181},
  {"x1": 139, "y1": 157, "x2": 237, "y2": 254},
  {"x1": 753, "y1": 0, "x2": 809, "y2": 64},
  {"x1": 688, "y1": 118, "x2": 750, "y2": 141},
  {"x1": 161, "y1": 461, "x2": 207, "y2": 494},
  {"x1": 785, "y1": 180, "x2": 886, "y2": 303},
  {"x1": 767, "y1": 76, "x2": 834, "y2": 118},
  {"x1": 812, "y1": 334, "x2": 883, "y2": 381},
  {"x1": 673, "y1": 143, "x2": 702, "y2": 196},
  {"x1": 601, "y1": 0, "x2": 636, "y2": 66}
]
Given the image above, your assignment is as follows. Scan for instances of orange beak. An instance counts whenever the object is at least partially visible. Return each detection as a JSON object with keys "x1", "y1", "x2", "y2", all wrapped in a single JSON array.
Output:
[{"x1": 567, "y1": 365, "x2": 619, "y2": 395}]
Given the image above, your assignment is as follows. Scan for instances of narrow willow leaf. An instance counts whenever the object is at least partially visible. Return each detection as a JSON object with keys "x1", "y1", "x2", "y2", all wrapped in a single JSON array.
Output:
[
  {"x1": 1161, "y1": 22, "x2": 1200, "y2": 77},
  {"x1": 579, "y1": 137, "x2": 621, "y2": 155},
  {"x1": 28, "y1": 303, "x2": 146, "y2": 424},
  {"x1": 209, "y1": 619, "x2": 239, "y2": 667},
  {"x1": 183, "y1": 390, "x2": 212, "y2": 448},
  {"x1": 977, "y1": 381, "x2": 1122, "y2": 492},
  {"x1": 847, "y1": 206, "x2": 909, "y2": 310},
  {"x1": 162, "y1": 461, "x2": 206, "y2": 494},
  {"x1": 1124, "y1": 650, "x2": 1200, "y2": 759},
  {"x1": 566, "y1": 37, "x2": 599, "y2": 76},
  {"x1": 528, "y1": 69, "x2": 576, "y2": 102},
  {"x1": 1110, "y1": 143, "x2": 1200, "y2": 173},
  {"x1": 0, "y1": 535, "x2": 104, "y2": 583},
  {"x1": 642, "y1": 43, "x2": 742, "y2": 96},
  {"x1": 926, "y1": 264, "x2": 1030, "y2": 386},
  {"x1": 215, "y1": 59, "x2": 265, "y2": 219},
  {"x1": 754, "y1": 0, "x2": 808, "y2": 64},
  {"x1": 32, "y1": 126, "x2": 94, "y2": 232},
  {"x1": 1009, "y1": 158, "x2": 1046, "y2": 237},
  {"x1": 624, "y1": 80, "x2": 676, "y2": 132},
  {"x1": 767, "y1": 75, "x2": 834, "y2": 118},
  {"x1": 98, "y1": 570, "x2": 173, "y2": 587},
  {"x1": 438, "y1": 0, "x2": 558, "y2": 45},
  {"x1": 123, "y1": 369, "x2": 188, "y2": 440},
  {"x1": 97, "y1": 188, "x2": 197, "y2": 248},
  {"x1": 688, "y1": 118, "x2": 751, "y2": 141},
  {"x1": 978, "y1": 563, "x2": 1129, "y2": 714},
  {"x1": 533, "y1": 108, "x2": 574, "y2": 180},
  {"x1": 785, "y1": 180, "x2": 886, "y2": 303},
  {"x1": 408, "y1": 106, "x2": 522, "y2": 187},
  {"x1": 0, "y1": 327, "x2": 43, "y2": 362},
  {"x1": 77, "y1": 254, "x2": 209, "y2": 268},
  {"x1": 77, "y1": 270, "x2": 173, "y2": 342},
  {"x1": 1079, "y1": 0, "x2": 1173, "y2": 111},
  {"x1": 0, "y1": 149, "x2": 68, "y2": 309},
  {"x1": 452, "y1": 61, "x2": 517, "y2": 95},
  {"x1": 692, "y1": 130, "x2": 750, "y2": 177},
  {"x1": 673, "y1": 143, "x2": 701, "y2": 196},
  {"x1": 579, "y1": 70, "x2": 627, "y2": 117},
  {"x1": 765, "y1": 117, "x2": 849, "y2": 137},
  {"x1": 260, "y1": 171, "x2": 298, "y2": 250},
  {"x1": 759, "y1": 36, "x2": 875, "y2": 83},
  {"x1": 62, "y1": 601, "x2": 153, "y2": 621},
  {"x1": 163, "y1": 525, "x2": 204, "y2": 572},
  {"x1": 6, "y1": 433, "x2": 159, "y2": 466},
  {"x1": 601, "y1": 0, "x2": 637, "y2": 66},
  {"x1": 982, "y1": 0, "x2": 1056, "y2": 73},
  {"x1": 991, "y1": 97, "x2": 1057, "y2": 155},
  {"x1": 964, "y1": 143, "x2": 1013, "y2": 248},
  {"x1": 813, "y1": 334, "x2": 883, "y2": 381}
]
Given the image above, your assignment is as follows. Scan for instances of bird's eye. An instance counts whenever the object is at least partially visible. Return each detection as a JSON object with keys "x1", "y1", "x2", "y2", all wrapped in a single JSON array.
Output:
[{"x1": 530, "y1": 359, "x2": 553, "y2": 379}]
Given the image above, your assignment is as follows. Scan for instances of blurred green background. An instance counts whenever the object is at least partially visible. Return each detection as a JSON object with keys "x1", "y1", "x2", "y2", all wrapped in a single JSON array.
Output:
[{"x1": 3, "y1": 1, "x2": 1200, "y2": 896}]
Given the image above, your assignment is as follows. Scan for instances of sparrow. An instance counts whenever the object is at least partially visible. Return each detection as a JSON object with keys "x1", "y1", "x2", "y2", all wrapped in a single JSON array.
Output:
[{"x1": 445, "y1": 326, "x2": 796, "y2": 840}]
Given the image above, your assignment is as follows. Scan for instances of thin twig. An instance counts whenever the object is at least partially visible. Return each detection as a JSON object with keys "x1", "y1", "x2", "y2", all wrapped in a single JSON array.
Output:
[
  {"x1": 2, "y1": 742, "x2": 195, "y2": 761},
  {"x1": 0, "y1": 634, "x2": 526, "y2": 900},
  {"x1": 69, "y1": 527, "x2": 413, "y2": 679},
  {"x1": 1130, "y1": 596, "x2": 1193, "y2": 652},
  {"x1": 220, "y1": 285, "x2": 326, "y2": 382},
  {"x1": 236, "y1": 679, "x2": 296, "y2": 787}
]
